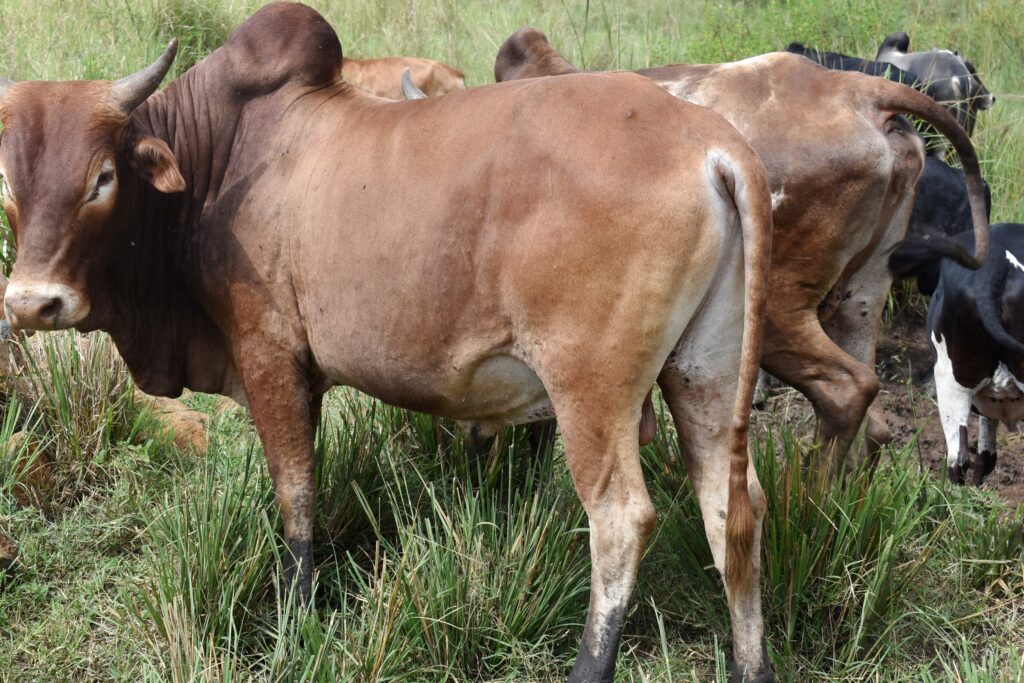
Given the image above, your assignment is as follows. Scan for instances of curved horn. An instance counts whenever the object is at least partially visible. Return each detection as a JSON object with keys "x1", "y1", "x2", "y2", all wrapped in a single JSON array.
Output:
[
  {"x1": 401, "y1": 69, "x2": 427, "y2": 100},
  {"x1": 111, "y1": 39, "x2": 179, "y2": 113},
  {"x1": 0, "y1": 78, "x2": 14, "y2": 102}
]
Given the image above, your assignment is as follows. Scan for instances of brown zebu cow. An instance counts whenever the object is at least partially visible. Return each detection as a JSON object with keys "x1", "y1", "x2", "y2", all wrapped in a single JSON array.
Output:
[
  {"x1": 343, "y1": 55, "x2": 465, "y2": 99},
  {"x1": 494, "y1": 28, "x2": 989, "y2": 471},
  {"x1": 0, "y1": 4, "x2": 774, "y2": 681}
]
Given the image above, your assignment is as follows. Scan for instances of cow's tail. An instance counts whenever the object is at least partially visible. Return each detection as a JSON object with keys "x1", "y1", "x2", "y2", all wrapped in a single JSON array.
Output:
[
  {"x1": 710, "y1": 149, "x2": 773, "y2": 597},
  {"x1": 888, "y1": 232, "x2": 977, "y2": 281},
  {"x1": 976, "y1": 255, "x2": 1024, "y2": 356},
  {"x1": 864, "y1": 76, "x2": 989, "y2": 268}
]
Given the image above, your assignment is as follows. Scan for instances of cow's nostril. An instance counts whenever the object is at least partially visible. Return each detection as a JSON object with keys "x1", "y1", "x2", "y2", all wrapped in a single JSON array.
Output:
[{"x1": 38, "y1": 297, "x2": 63, "y2": 324}]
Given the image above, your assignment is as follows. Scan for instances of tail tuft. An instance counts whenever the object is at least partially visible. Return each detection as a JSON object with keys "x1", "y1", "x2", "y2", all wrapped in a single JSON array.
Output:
[{"x1": 725, "y1": 456, "x2": 755, "y2": 595}]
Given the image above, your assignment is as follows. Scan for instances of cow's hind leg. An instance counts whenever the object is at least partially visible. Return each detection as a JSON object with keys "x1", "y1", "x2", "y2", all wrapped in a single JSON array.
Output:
[
  {"x1": 549, "y1": 394, "x2": 656, "y2": 683},
  {"x1": 658, "y1": 270, "x2": 770, "y2": 682},
  {"x1": 761, "y1": 309, "x2": 879, "y2": 478},
  {"x1": 819, "y1": 274, "x2": 894, "y2": 469},
  {"x1": 820, "y1": 188, "x2": 921, "y2": 468},
  {"x1": 971, "y1": 415, "x2": 998, "y2": 485}
]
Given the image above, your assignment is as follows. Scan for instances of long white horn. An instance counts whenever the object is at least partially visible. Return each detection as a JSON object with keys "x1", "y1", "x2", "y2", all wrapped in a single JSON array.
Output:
[
  {"x1": 111, "y1": 39, "x2": 179, "y2": 113},
  {"x1": 0, "y1": 78, "x2": 14, "y2": 102},
  {"x1": 401, "y1": 68, "x2": 427, "y2": 100}
]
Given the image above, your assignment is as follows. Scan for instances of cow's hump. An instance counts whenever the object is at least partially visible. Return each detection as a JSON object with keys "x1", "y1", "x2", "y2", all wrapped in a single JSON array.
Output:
[{"x1": 217, "y1": 2, "x2": 342, "y2": 94}]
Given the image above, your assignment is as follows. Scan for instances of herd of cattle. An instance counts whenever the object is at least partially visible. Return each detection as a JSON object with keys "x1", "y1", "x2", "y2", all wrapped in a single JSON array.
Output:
[{"x1": 0, "y1": 3, "x2": 1019, "y2": 681}]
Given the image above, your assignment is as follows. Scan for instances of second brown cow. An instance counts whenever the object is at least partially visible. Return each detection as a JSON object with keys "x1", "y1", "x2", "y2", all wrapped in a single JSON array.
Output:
[
  {"x1": 344, "y1": 55, "x2": 465, "y2": 99},
  {"x1": 495, "y1": 28, "x2": 990, "y2": 473}
]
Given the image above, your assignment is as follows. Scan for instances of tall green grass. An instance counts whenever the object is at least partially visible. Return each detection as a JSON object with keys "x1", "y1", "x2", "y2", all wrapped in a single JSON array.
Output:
[{"x1": 8, "y1": 332, "x2": 157, "y2": 503}]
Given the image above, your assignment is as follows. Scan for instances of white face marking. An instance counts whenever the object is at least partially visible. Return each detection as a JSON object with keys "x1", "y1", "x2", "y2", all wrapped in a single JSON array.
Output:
[
  {"x1": 770, "y1": 189, "x2": 785, "y2": 211},
  {"x1": 84, "y1": 159, "x2": 117, "y2": 206},
  {"x1": 1006, "y1": 250, "x2": 1024, "y2": 273},
  {"x1": 931, "y1": 331, "x2": 977, "y2": 467}
]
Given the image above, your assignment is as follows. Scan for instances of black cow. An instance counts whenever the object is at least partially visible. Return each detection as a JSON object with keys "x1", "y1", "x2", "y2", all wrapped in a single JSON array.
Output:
[
  {"x1": 889, "y1": 224, "x2": 1024, "y2": 485},
  {"x1": 905, "y1": 156, "x2": 993, "y2": 295},
  {"x1": 786, "y1": 42, "x2": 920, "y2": 83}
]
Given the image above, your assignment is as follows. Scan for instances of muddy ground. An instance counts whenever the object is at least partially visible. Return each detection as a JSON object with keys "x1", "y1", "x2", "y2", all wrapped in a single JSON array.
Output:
[{"x1": 754, "y1": 302, "x2": 1024, "y2": 508}]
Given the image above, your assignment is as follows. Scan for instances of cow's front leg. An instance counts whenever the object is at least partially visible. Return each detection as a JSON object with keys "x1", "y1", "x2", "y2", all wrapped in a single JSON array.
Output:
[
  {"x1": 235, "y1": 348, "x2": 319, "y2": 602},
  {"x1": 932, "y1": 336, "x2": 974, "y2": 485},
  {"x1": 970, "y1": 415, "x2": 998, "y2": 485}
]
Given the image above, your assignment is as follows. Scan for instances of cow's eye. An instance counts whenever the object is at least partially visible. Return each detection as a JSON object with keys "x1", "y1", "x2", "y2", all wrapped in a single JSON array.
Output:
[{"x1": 87, "y1": 169, "x2": 115, "y2": 203}]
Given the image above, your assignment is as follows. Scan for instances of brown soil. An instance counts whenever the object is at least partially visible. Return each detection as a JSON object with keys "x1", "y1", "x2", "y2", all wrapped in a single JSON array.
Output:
[{"x1": 754, "y1": 302, "x2": 1024, "y2": 508}]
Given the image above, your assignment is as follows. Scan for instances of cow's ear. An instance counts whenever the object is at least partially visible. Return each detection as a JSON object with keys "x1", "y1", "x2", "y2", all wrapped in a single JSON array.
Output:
[{"x1": 128, "y1": 136, "x2": 186, "y2": 193}]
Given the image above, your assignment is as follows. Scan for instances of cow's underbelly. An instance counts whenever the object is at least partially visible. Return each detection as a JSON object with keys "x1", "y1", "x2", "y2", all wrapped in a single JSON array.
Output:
[
  {"x1": 973, "y1": 362, "x2": 1024, "y2": 427},
  {"x1": 315, "y1": 341, "x2": 553, "y2": 428},
  {"x1": 973, "y1": 394, "x2": 1024, "y2": 427},
  {"x1": 437, "y1": 353, "x2": 552, "y2": 425}
]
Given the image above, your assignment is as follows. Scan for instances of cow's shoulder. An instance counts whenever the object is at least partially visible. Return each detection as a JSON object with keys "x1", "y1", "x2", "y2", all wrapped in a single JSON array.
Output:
[{"x1": 214, "y1": 2, "x2": 342, "y2": 95}]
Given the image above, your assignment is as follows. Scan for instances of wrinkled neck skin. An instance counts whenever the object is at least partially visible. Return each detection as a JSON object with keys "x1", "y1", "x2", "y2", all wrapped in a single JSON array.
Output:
[{"x1": 83, "y1": 69, "x2": 235, "y2": 398}]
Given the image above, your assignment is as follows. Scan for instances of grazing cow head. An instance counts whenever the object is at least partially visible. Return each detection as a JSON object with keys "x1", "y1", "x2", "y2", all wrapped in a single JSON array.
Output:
[
  {"x1": 0, "y1": 41, "x2": 183, "y2": 331},
  {"x1": 876, "y1": 31, "x2": 994, "y2": 134}
]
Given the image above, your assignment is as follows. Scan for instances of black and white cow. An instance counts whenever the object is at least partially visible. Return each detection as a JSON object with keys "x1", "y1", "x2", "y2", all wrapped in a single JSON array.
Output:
[
  {"x1": 876, "y1": 31, "x2": 995, "y2": 136},
  {"x1": 889, "y1": 224, "x2": 1024, "y2": 485},
  {"x1": 905, "y1": 156, "x2": 993, "y2": 295}
]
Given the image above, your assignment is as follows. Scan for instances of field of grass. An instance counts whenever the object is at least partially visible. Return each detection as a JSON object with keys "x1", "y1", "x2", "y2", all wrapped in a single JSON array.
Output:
[{"x1": 1, "y1": 0, "x2": 1024, "y2": 681}]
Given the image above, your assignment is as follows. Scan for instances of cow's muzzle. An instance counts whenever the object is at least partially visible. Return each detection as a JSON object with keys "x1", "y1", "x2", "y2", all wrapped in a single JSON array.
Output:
[{"x1": 4, "y1": 281, "x2": 89, "y2": 331}]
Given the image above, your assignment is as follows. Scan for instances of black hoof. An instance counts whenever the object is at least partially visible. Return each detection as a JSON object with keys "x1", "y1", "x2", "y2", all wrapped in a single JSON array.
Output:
[
  {"x1": 282, "y1": 538, "x2": 313, "y2": 604},
  {"x1": 947, "y1": 462, "x2": 969, "y2": 485},
  {"x1": 568, "y1": 607, "x2": 623, "y2": 683}
]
